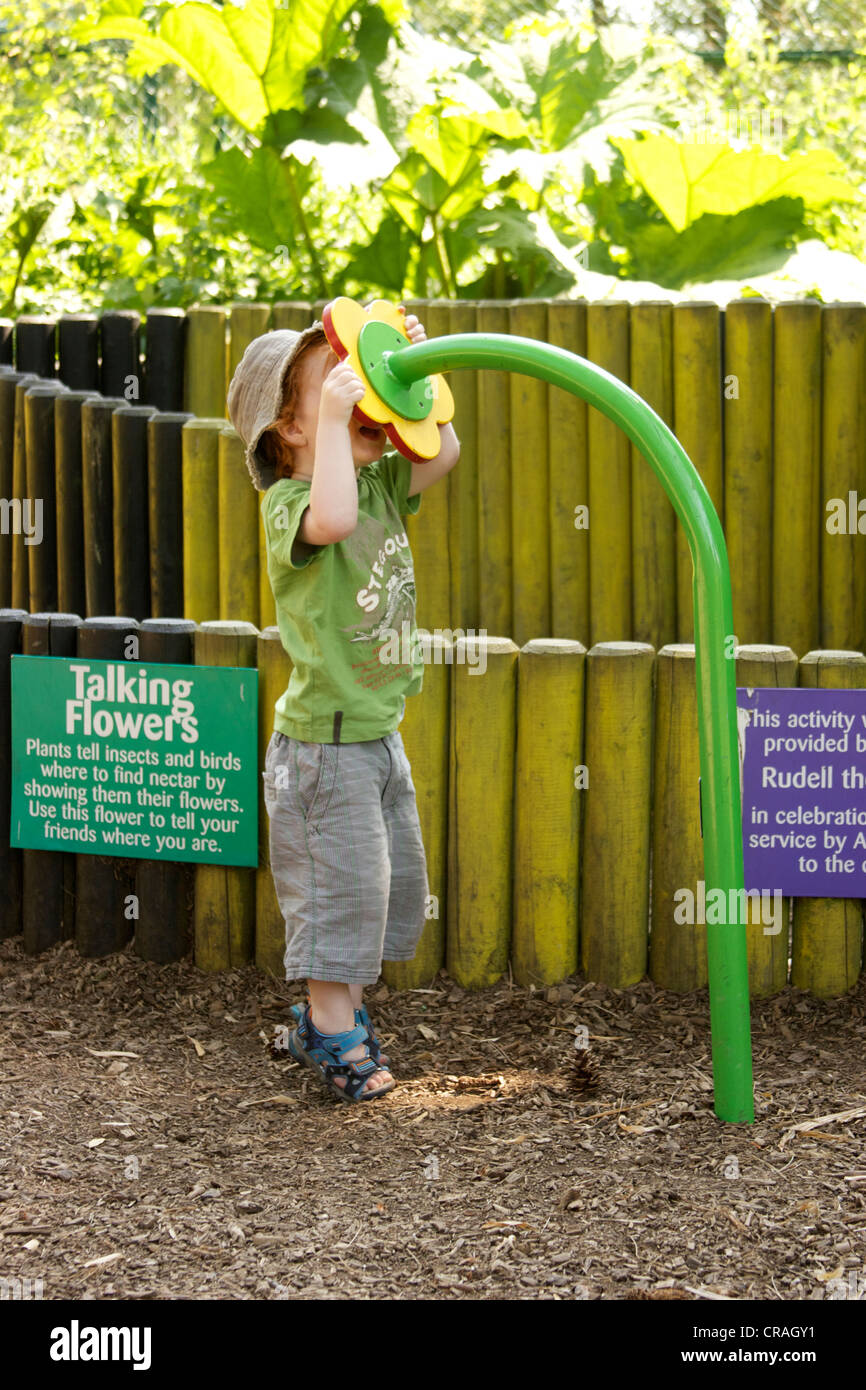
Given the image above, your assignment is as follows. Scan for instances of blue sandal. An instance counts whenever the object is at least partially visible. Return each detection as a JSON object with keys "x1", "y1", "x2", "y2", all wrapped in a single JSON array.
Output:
[
  {"x1": 289, "y1": 999, "x2": 390, "y2": 1068},
  {"x1": 288, "y1": 1003, "x2": 394, "y2": 1103}
]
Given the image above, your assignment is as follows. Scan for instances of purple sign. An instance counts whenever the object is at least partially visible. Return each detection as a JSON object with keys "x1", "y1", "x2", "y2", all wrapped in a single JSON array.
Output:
[{"x1": 737, "y1": 687, "x2": 866, "y2": 898}]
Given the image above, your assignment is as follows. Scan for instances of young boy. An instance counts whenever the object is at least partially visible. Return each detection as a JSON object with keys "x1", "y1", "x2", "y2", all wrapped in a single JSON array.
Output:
[{"x1": 227, "y1": 307, "x2": 459, "y2": 1102}]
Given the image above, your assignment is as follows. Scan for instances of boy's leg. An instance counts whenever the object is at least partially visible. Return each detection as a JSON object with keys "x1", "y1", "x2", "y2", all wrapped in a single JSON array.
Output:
[
  {"x1": 380, "y1": 732, "x2": 430, "y2": 963},
  {"x1": 266, "y1": 735, "x2": 393, "y2": 984},
  {"x1": 306, "y1": 980, "x2": 390, "y2": 1094},
  {"x1": 264, "y1": 733, "x2": 397, "y2": 1092}
]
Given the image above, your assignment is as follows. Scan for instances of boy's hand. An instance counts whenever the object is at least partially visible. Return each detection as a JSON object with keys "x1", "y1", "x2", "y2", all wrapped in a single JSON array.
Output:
[
  {"x1": 319, "y1": 359, "x2": 367, "y2": 425},
  {"x1": 398, "y1": 305, "x2": 427, "y2": 343}
]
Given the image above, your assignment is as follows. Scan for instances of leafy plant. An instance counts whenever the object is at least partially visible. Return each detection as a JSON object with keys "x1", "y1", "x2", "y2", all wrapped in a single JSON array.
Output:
[
  {"x1": 76, "y1": 0, "x2": 408, "y2": 297},
  {"x1": 2, "y1": 1, "x2": 865, "y2": 310},
  {"x1": 583, "y1": 132, "x2": 858, "y2": 288}
]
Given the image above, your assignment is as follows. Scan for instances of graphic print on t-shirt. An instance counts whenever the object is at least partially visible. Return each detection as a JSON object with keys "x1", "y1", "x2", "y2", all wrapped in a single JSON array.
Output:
[{"x1": 340, "y1": 516, "x2": 417, "y2": 694}]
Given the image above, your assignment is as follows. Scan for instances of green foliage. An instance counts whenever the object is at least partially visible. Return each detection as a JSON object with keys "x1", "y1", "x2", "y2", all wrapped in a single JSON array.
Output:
[
  {"x1": 626, "y1": 198, "x2": 808, "y2": 290},
  {"x1": 613, "y1": 134, "x2": 855, "y2": 233},
  {"x1": 76, "y1": 0, "x2": 404, "y2": 132},
  {"x1": 1, "y1": 0, "x2": 865, "y2": 312}
]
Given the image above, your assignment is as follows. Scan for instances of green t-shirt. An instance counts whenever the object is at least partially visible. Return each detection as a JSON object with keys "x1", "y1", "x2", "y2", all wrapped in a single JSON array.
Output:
[{"x1": 261, "y1": 450, "x2": 424, "y2": 743}]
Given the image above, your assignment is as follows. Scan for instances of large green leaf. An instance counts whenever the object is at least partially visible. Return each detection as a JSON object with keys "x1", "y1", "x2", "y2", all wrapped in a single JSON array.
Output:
[
  {"x1": 381, "y1": 138, "x2": 486, "y2": 228},
  {"x1": 201, "y1": 145, "x2": 311, "y2": 251},
  {"x1": 78, "y1": 0, "x2": 402, "y2": 133},
  {"x1": 434, "y1": 72, "x2": 531, "y2": 141},
  {"x1": 358, "y1": 18, "x2": 484, "y2": 158},
  {"x1": 613, "y1": 134, "x2": 857, "y2": 233},
  {"x1": 443, "y1": 202, "x2": 579, "y2": 295},
  {"x1": 406, "y1": 107, "x2": 489, "y2": 186},
  {"x1": 220, "y1": 0, "x2": 274, "y2": 76},
  {"x1": 300, "y1": 6, "x2": 394, "y2": 122},
  {"x1": 626, "y1": 198, "x2": 807, "y2": 288},
  {"x1": 264, "y1": 105, "x2": 366, "y2": 148},
  {"x1": 336, "y1": 210, "x2": 414, "y2": 293},
  {"x1": 262, "y1": 0, "x2": 359, "y2": 115},
  {"x1": 472, "y1": 20, "x2": 666, "y2": 166},
  {"x1": 78, "y1": 6, "x2": 270, "y2": 128}
]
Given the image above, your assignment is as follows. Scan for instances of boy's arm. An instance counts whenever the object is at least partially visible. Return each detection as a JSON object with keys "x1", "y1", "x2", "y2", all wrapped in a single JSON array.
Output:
[{"x1": 407, "y1": 421, "x2": 460, "y2": 497}]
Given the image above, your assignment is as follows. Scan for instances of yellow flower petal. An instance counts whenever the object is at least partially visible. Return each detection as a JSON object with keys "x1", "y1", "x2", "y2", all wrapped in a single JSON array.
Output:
[
  {"x1": 323, "y1": 296, "x2": 455, "y2": 460},
  {"x1": 323, "y1": 297, "x2": 366, "y2": 358},
  {"x1": 392, "y1": 413, "x2": 444, "y2": 461},
  {"x1": 431, "y1": 372, "x2": 454, "y2": 423},
  {"x1": 367, "y1": 300, "x2": 410, "y2": 336}
]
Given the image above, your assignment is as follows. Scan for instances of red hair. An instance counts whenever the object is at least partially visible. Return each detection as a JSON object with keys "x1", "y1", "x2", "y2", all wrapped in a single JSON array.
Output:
[{"x1": 258, "y1": 327, "x2": 329, "y2": 481}]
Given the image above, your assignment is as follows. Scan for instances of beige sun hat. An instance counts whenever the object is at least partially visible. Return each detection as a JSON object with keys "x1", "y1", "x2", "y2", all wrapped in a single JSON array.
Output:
[{"x1": 226, "y1": 322, "x2": 325, "y2": 490}]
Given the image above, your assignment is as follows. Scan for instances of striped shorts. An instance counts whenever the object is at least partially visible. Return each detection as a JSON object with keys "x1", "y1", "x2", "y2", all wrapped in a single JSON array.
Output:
[{"x1": 262, "y1": 730, "x2": 430, "y2": 984}]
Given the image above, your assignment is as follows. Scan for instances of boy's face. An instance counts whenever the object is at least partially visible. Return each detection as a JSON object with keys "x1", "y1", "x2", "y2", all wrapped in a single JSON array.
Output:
[{"x1": 285, "y1": 342, "x2": 387, "y2": 470}]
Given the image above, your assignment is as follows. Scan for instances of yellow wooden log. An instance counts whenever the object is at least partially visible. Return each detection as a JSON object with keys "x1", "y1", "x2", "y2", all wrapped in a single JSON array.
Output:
[
  {"x1": 184, "y1": 306, "x2": 226, "y2": 419},
  {"x1": 0, "y1": 375, "x2": 15, "y2": 609},
  {"x1": 580, "y1": 642, "x2": 653, "y2": 986},
  {"x1": 725, "y1": 299, "x2": 773, "y2": 646},
  {"x1": 792, "y1": 649, "x2": 866, "y2": 997},
  {"x1": 476, "y1": 303, "x2": 512, "y2": 639},
  {"x1": 218, "y1": 425, "x2": 260, "y2": 625},
  {"x1": 447, "y1": 635, "x2": 518, "y2": 987},
  {"x1": 772, "y1": 301, "x2": 821, "y2": 657},
  {"x1": 404, "y1": 300, "x2": 451, "y2": 632},
  {"x1": 227, "y1": 303, "x2": 272, "y2": 420},
  {"x1": 629, "y1": 302, "x2": 675, "y2": 652},
  {"x1": 446, "y1": 301, "x2": 478, "y2": 631},
  {"x1": 11, "y1": 376, "x2": 38, "y2": 611},
  {"x1": 821, "y1": 305, "x2": 866, "y2": 652},
  {"x1": 383, "y1": 632, "x2": 451, "y2": 989},
  {"x1": 509, "y1": 301, "x2": 550, "y2": 646},
  {"x1": 272, "y1": 302, "x2": 315, "y2": 332},
  {"x1": 735, "y1": 644, "x2": 798, "y2": 997},
  {"x1": 255, "y1": 625, "x2": 292, "y2": 978},
  {"x1": 586, "y1": 302, "x2": 630, "y2": 645},
  {"x1": 81, "y1": 397, "x2": 125, "y2": 618},
  {"x1": 512, "y1": 638, "x2": 585, "y2": 986},
  {"x1": 547, "y1": 300, "x2": 589, "y2": 643},
  {"x1": 182, "y1": 420, "x2": 223, "y2": 624},
  {"x1": 649, "y1": 644, "x2": 706, "y2": 991},
  {"x1": 673, "y1": 303, "x2": 723, "y2": 643},
  {"x1": 25, "y1": 383, "x2": 67, "y2": 614},
  {"x1": 193, "y1": 620, "x2": 258, "y2": 970}
]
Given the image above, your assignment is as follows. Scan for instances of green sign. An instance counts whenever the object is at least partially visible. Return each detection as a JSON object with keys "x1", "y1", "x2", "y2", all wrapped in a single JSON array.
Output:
[{"x1": 10, "y1": 656, "x2": 258, "y2": 867}]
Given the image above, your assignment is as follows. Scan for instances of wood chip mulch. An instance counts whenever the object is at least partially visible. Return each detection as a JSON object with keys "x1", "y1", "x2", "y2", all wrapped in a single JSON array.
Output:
[{"x1": 1, "y1": 936, "x2": 864, "y2": 1301}]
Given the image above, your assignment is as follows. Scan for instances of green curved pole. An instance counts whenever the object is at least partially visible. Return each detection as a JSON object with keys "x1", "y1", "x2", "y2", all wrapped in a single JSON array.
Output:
[{"x1": 385, "y1": 333, "x2": 754, "y2": 1124}]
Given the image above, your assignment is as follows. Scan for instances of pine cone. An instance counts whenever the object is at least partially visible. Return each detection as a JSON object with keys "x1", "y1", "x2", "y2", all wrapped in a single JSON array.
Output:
[{"x1": 569, "y1": 1048, "x2": 600, "y2": 1094}]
